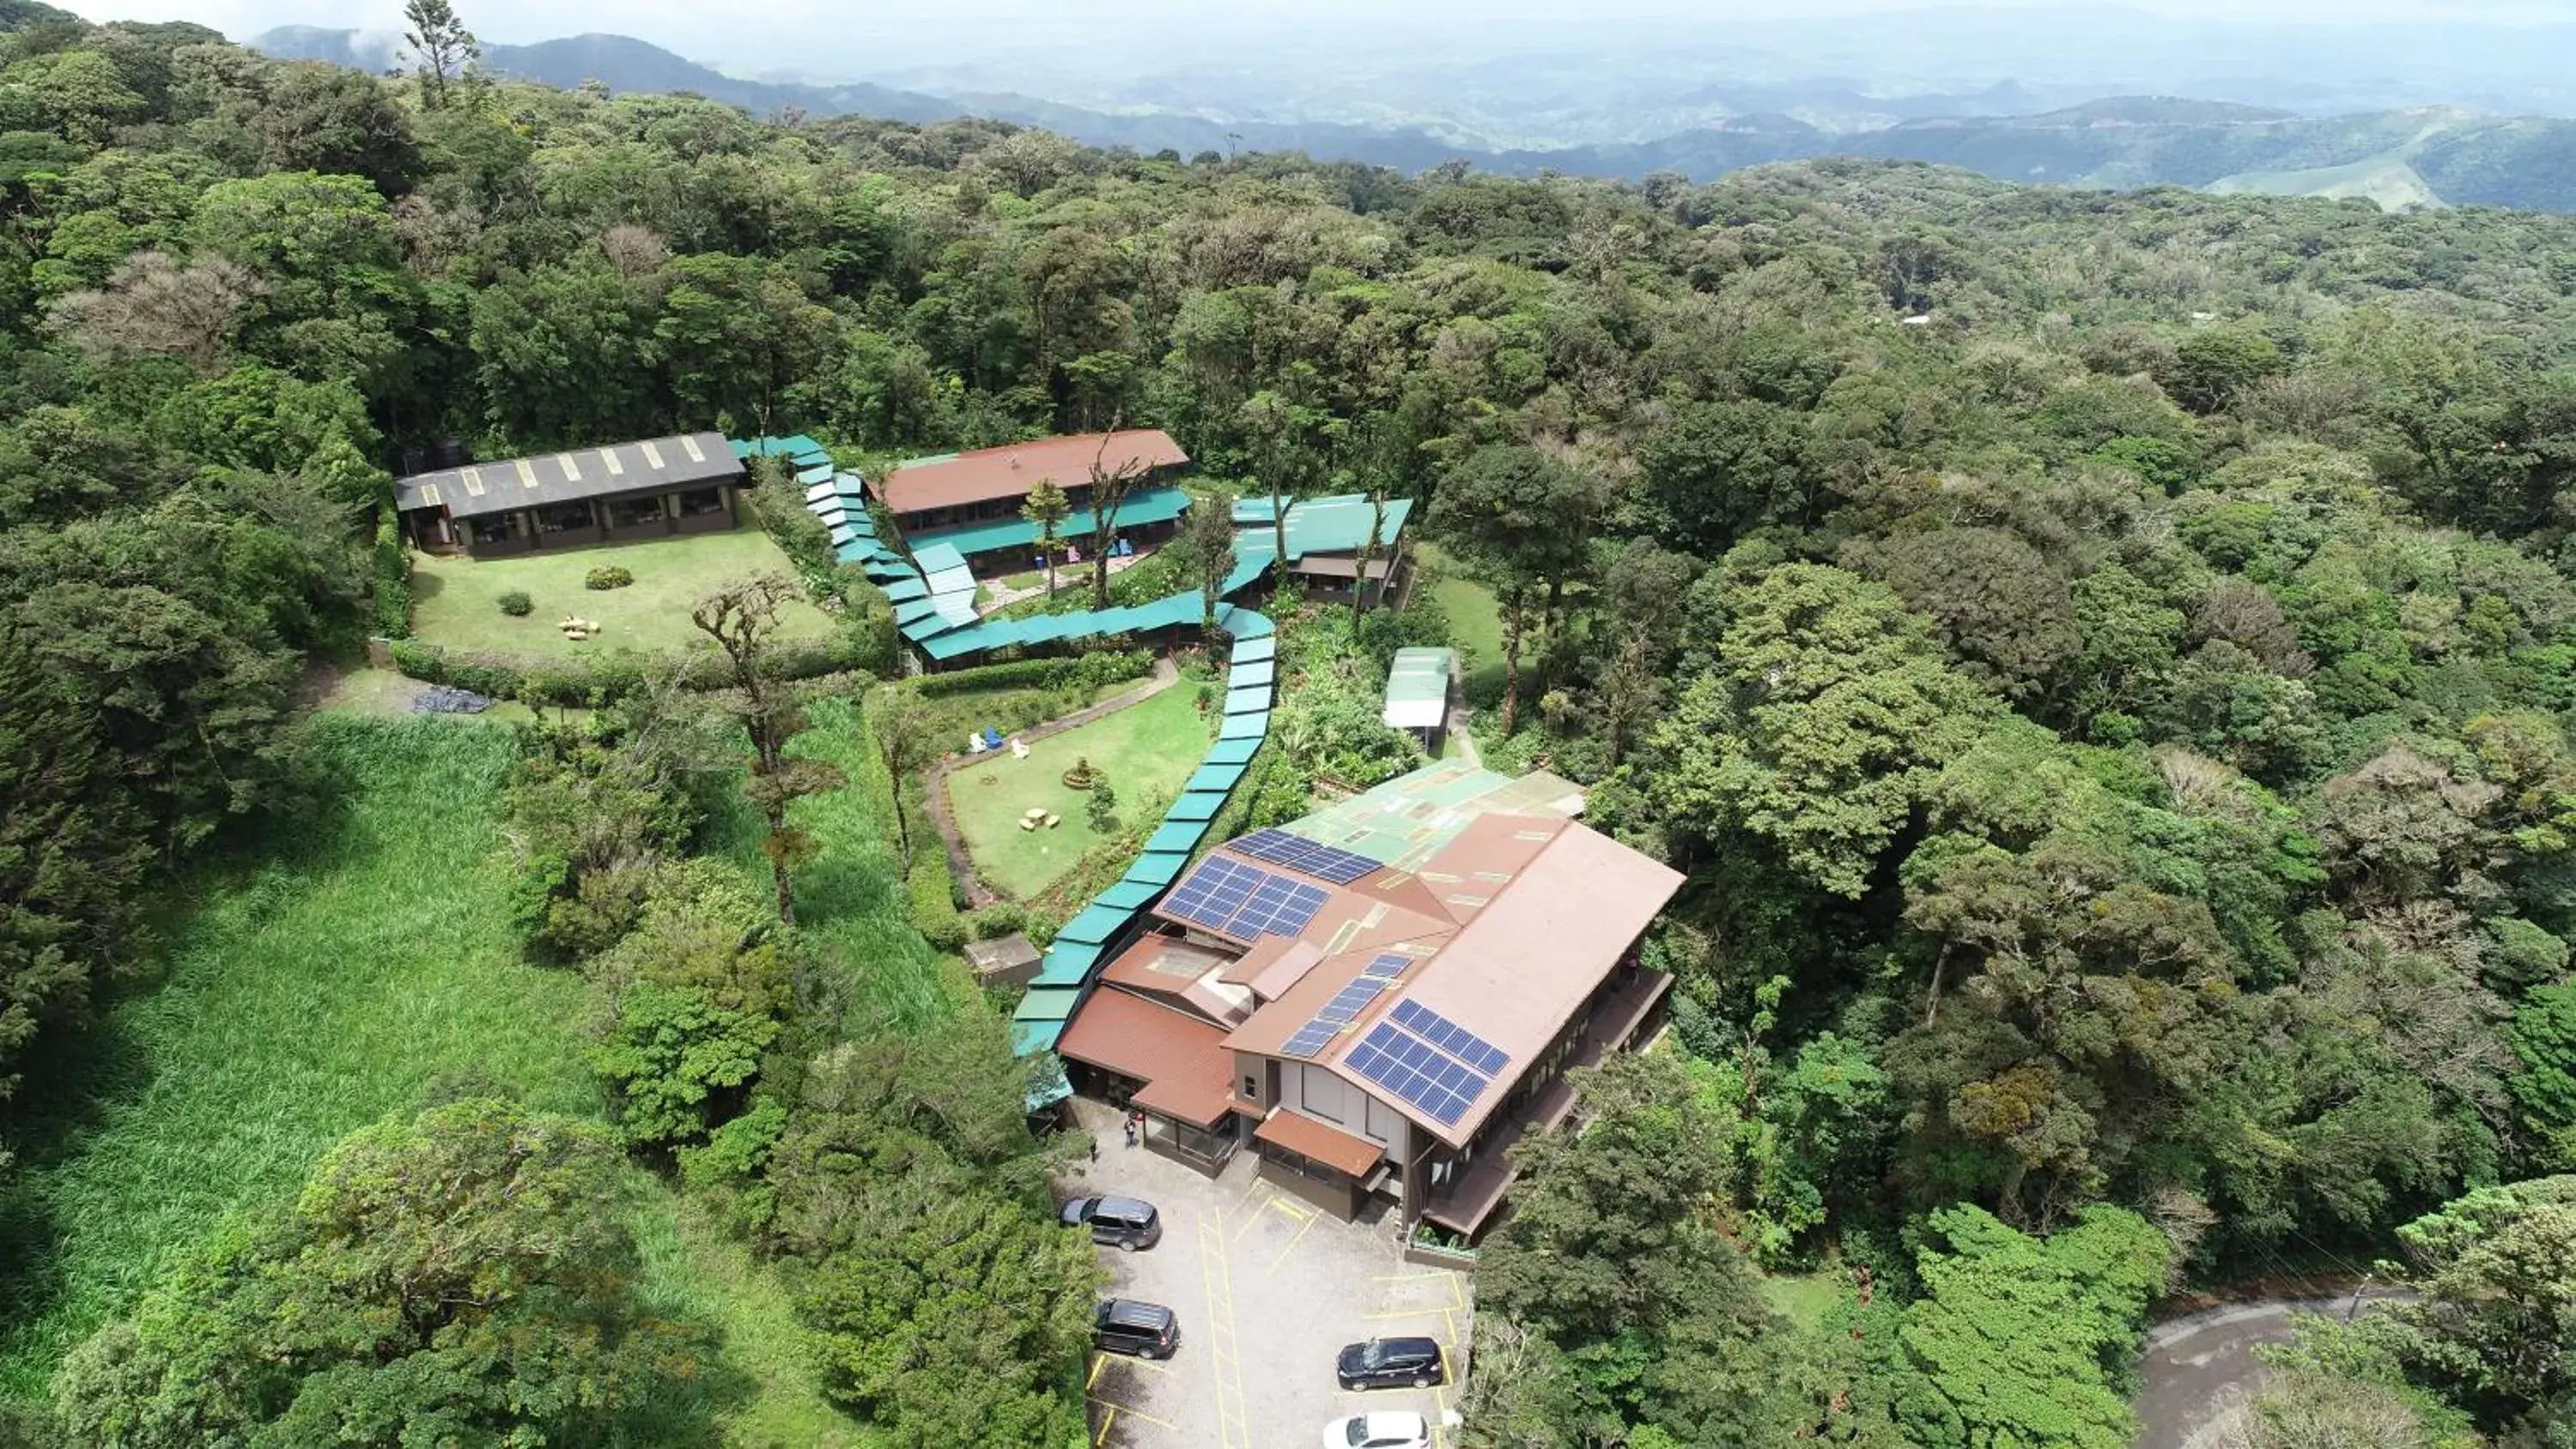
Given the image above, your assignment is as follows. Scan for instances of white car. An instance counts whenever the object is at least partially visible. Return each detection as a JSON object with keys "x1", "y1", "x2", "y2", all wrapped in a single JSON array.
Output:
[{"x1": 1322, "y1": 1410, "x2": 1433, "y2": 1449}]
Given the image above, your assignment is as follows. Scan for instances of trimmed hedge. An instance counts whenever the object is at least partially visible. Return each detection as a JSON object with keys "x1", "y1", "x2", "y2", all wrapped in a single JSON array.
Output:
[
  {"x1": 912, "y1": 650, "x2": 1152, "y2": 700},
  {"x1": 908, "y1": 853, "x2": 966, "y2": 952},
  {"x1": 386, "y1": 634, "x2": 884, "y2": 707},
  {"x1": 372, "y1": 506, "x2": 410, "y2": 640}
]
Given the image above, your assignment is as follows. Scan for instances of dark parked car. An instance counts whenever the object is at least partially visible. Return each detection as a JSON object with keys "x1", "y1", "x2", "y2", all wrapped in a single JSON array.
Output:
[
  {"x1": 1060, "y1": 1194, "x2": 1163, "y2": 1251},
  {"x1": 1335, "y1": 1336, "x2": 1447, "y2": 1390},
  {"x1": 1093, "y1": 1298, "x2": 1181, "y2": 1359}
]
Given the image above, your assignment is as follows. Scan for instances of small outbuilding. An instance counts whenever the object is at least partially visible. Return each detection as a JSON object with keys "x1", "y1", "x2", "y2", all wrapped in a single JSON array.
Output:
[
  {"x1": 394, "y1": 432, "x2": 745, "y2": 556},
  {"x1": 1383, "y1": 647, "x2": 1455, "y2": 751},
  {"x1": 963, "y1": 933, "x2": 1043, "y2": 989}
]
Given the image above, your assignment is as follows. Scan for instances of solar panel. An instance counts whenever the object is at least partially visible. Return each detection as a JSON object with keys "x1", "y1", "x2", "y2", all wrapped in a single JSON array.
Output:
[
  {"x1": 1392, "y1": 1000, "x2": 1511, "y2": 1076},
  {"x1": 1361, "y1": 953, "x2": 1411, "y2": 979},
  {"x1": 1313, "y1": 978, "x2": 1388, "y2": 1026},
  {"x1": 1162, "y1": 858, "x2": 1329, "y2": 940},
  {"x1": 1280, "y1": 1022, "x2": 1339, "y2": 1059},
  {"x1": 1347, "y1": 1022, "x2": 1487, "y2": 1127},
  {"x1": 1230, "y1": 828, "x2": 1382, "y2": 885}
]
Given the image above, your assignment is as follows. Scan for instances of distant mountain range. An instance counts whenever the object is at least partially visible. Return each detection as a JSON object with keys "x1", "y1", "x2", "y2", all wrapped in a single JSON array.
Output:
[{"x1": 252, "y1": 26, "x2": 2576, "y2": 215}]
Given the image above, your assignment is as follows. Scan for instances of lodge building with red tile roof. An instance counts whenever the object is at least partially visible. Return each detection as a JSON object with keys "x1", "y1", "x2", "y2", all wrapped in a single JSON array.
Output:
[{"x1": 1052, "y1": 762, "x2": 1681, "y2": 1239}]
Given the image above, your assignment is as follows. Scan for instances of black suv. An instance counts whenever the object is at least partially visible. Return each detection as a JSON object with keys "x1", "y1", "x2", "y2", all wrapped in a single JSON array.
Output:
[
  {"x1": 1092, "y1": 1299, "x2": 1180, "y2": 1359},
  {"x1": 1335, "y1": 1336, "x2": 1447, "y2": 1390},
  {"x1": 1060, "y1": 1194, "x2": 1163, "y2": 1251}
]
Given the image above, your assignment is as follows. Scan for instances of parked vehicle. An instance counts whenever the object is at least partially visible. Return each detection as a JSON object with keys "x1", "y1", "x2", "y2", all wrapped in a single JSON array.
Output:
[
  {"x1": 1321, "y1": 1410, "x2": 1433, "y2": 1448},
  {"x1": 1093, "y1": 1298, "x2": 1181, "y2": 1359},
  {"x1": 1059, "y1": 1193, "x2": 1163, "y2": 1251},
  {"x1": 1334, "y1": 1336, "x2": 1446, "y2": 1390}
]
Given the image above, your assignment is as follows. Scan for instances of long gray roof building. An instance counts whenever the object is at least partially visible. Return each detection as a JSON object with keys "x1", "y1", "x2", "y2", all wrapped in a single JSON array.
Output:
[{"x1": 395, "y1": 432, "x2": 739, "y2": 519}]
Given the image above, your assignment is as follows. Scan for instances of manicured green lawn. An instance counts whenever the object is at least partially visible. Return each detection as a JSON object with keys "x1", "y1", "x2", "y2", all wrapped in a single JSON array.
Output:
[
  {"x1": 0, "y1": 718, "x2": 853, "y2": 1440},
  {"x1": 945, "y1": 683, "x2": 1212, "y2": 900},
  {"x1": 1419, "y1": 543, "x2": 1507, "y2": 706},
  {"x1": 409, "y1": 528, "x2": 834, "y2": 659}
]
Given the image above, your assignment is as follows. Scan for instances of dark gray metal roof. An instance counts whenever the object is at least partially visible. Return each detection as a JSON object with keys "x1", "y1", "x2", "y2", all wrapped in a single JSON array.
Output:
[{"x1": 395, "y1": 432, "x2": 740, "y2": 519}]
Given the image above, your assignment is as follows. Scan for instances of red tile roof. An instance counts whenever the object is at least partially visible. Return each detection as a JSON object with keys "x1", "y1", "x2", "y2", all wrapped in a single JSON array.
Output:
[
  {"x1": 1255, "y1": 1110, "x2": 1384, "y2": 1179},
  {"x1": 1056, "y1": 987, "x2": 1236, "y2": 1127},
  {"x1": 878, "y1": 430, "x2": 1188, "y2": 515}
]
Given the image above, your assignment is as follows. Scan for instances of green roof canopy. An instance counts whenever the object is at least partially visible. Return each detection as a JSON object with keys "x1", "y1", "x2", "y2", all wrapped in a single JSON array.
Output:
[{"x1": 907, "y1": 485, "x2": 1192, "y2": 560}]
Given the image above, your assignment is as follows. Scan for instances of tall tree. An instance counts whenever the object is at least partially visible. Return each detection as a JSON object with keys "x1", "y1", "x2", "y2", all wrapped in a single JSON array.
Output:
[
  {"x1": 399, "y1": 0, "x2": 479, "y2": 112},
  {"x1": 1019, "y1": 476, "x2": 1070, "y2": 597},
  {"x1": 1434, "y1": 444, "x2": 1598, "y2": 736},
  {"x1": 1080, "y1": 437, "x2": 1149, "y2": 609},
  {"x1": 1176, "y1": 494, "x2": 1237, "y2": 631},
  {"x1": 873, "y1": 684, "x2": 936, "y2": 871},
  {"x1": 691, "y1": 575, "x2": 846, "y2": 929}
]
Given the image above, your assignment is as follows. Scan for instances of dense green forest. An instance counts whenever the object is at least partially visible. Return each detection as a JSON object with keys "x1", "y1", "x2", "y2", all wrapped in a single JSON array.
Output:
[{"x1": 3, "y1": 1, "x2": 2576, "y2": 1445}]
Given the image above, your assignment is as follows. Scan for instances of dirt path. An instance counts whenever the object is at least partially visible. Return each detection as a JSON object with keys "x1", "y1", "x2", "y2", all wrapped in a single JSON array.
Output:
[
  {"x1": 918, "y1": 658, "x2": 1182, "y2": 907},
  {"x1": 2133, "y1": 1291, "x2": 2405, "y2": 1449}
]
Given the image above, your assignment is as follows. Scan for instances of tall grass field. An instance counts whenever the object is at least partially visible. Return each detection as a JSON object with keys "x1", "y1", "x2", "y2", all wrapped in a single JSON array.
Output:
[{"x1": 0, "y1": 716, "x2": 856, "y2": 1442}]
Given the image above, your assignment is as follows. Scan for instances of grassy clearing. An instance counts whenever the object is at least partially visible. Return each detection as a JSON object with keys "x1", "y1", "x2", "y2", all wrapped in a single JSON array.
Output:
[
  {"x1": 0, "y1": 717, "x2": 848, "y2": 1440},
  {"x1": 0, "y1": 719, "x2": 597, "y2": 1396},
  {"x1": 1419, "y1": 543, "x2": 1507, "y2": 706},
  {"x1": 944, "y1": 683, "x2": 1211, "y2": 900},
  {"x1": 1761, "y1": 1269, "x2": 1850, "y2": 1333},
  {"x1": 410, "y1": 529, "x2": 833, "y2": 659},
  {"x1": 315, "y1": 664, "x2": 561, "y2": 724}
]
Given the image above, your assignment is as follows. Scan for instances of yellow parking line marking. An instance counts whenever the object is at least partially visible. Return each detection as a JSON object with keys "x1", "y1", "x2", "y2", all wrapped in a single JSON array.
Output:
[
  {"x1": 1087, "y1": 1355, "x2": 1107, "y2": 1389},
  {"x1": 1364, "y1": 1306, "x2": 1452, "y2": 1320},
  {"x1": 1091, "y1": 1404, "x2": 1116, "y2": 1446},
  {"x1": 1270, "y1": 1207, "x2": 1320, "y2": 1269},
  {"x1": 1375, "y1": 1270, "x2": 1456, "y2": 1283},
  {"x1": 1198, "y1": 1207, "x2": 1251, "y2": 1449},
  {"x1": 1088, "y1": 1397, "x2": 1178, "y2": 1432}
]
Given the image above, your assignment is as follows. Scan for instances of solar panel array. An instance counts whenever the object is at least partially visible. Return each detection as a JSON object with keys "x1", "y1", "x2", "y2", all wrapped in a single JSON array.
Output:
[
  {"x1": 1163, "y1": 857, "x2": 1328, "y2": 941},
  {"x1": 1279, "y1": 978, "x2": 1392, "y2": 1059},
  {"x1": 1393, "y1": 999, "x2": 1512, "y2": 1076},
  {"x1": 1347, "y1": 1021, "x2": 1491, "y2": 1126},
  {"x1": 1229, "y1": 827, "x2": 1382, "y2": 886},
  {"x1": 1360, "y1": 952, "x2": 1412, "y2": 979}
]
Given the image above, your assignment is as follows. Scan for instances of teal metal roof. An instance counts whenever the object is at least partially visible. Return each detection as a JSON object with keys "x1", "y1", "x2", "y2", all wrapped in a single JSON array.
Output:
[
  {"x1": 1218, "y1": 608, "x2": 1273, "y2": 639},
  {"x1": 1013, "y1": 1019, "x2": 1065, "y2": 1055},
  {"x1": 1015, "y1": 985, "x2": 1082, "y2": 1023},
  {"x1": 1219, "y1": 712, "x2": 1269, "y2": 739},
  {"x1": 1027, "y1": 1059, "x2": 1072, "y2": 1111},
  {"x1": 1203, "y1": 737, "x2": 1261, "y2": 766},
  {"x1": 1282, "y1": 495, "x2": 1413, "y2": 557},
  {"x1": 1186, "y1": 761, "x2": 1249, "y2": 791},
  {"x1": 880, "y1": 578, "x2": 928, "y2": 603},
  {"x1": 896, "y1": 597, "x2": 940, "y2": 625},
  {"x1": 914, "y1": 542, "x2": 969, "y2": 575},
  {"x1": 920, "y1": 630, "x2": 986, "y2": 661},
  {"x1": 1231, "y1": 497, "x2": 1280, "y2": 524},
  {"x1": 1144, "y1": 819, "x2": 1209, "y2": 855},
  {"x1": 1230, "y1": 636, "x2": 1276, "y2": 664},
  {"x1": 1230, "y1": 659, "x2": 1275, "y2": 689},
  {"x1": 1121, "y1": 851, "x2": 1194, "y2": 888},
  {"x1": 1056, "y1": 904, "x2": 1134, "y2": 947},
  {"x1": 1032, "y1": 943, "x2": 1104, "y2": 987},
  {"x1": 797, "y1": 462, "x2": 836, "y2": 484},
  {"x1": 1091, "y1": 880, "x2": 1164, "y2": 912},
  {"x1": 1165, "y1": 791, "x2": 1224, "y2": 822},
  {"x1": 908, "y1": 485, "x2": 1192, "y2": 559},
  {"x1": 1224, "y1": 688, "x2": 1271, "y2": 715}
]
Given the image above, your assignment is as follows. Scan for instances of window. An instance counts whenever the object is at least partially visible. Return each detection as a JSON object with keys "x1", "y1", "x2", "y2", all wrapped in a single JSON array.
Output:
[
  {"x1": 470, "y1": 512, "x2": 519, "y2": 545},
  {"x1": 1242, "y1": 1076, "x2": 1259, "y2": 1100},
  {"x1": 1364, "y1": 1094, "x2": 1398, "y2": 1144},
  {"x1": 611, "y1": 494, "x2": 667, "y2": 528},
  {"x1": 677, "y1": 486, "x2": 726, "y2": 518},
  {"x1": 538, "y1": 502, "x2": 594, "y2": 534}
]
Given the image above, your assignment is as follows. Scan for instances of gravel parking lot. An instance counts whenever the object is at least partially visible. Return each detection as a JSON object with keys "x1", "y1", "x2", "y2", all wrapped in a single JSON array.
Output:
[{"x1": 1061, "y1": 1100, "x2": 1470, "y2": 1449}]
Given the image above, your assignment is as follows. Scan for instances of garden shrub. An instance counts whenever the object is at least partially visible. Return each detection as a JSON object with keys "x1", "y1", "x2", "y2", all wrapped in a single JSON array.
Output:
[
  {"x1": 750, "y1": 470, "x2": 835, "y2": 593},
  {"x1": 585, "y1": 565, "x2": 634, "y2": 591},
  {"x1": 390, "y1": 636, "x2": 877, "y2": 706},
  {"x1": 965, "y1": 903, "x2": 1028, "y2": 941},
  {"x1": 497, "y1": 590, "x2": 533, "y2": 617},
  {"x1": 913, "y1": 650, "x2": 1152, "y2": 700}
]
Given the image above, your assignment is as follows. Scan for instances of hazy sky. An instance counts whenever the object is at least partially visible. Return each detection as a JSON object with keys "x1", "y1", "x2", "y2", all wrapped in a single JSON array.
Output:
[{"x1": 53, "y1": 0, "x2": 2576, "y2": 73}]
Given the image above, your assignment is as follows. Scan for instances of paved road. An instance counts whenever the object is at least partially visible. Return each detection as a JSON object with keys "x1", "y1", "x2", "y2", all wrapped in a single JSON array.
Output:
[{"x1": 2131, "y1": 1293, "x2": 2402, "y2": 1449}]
